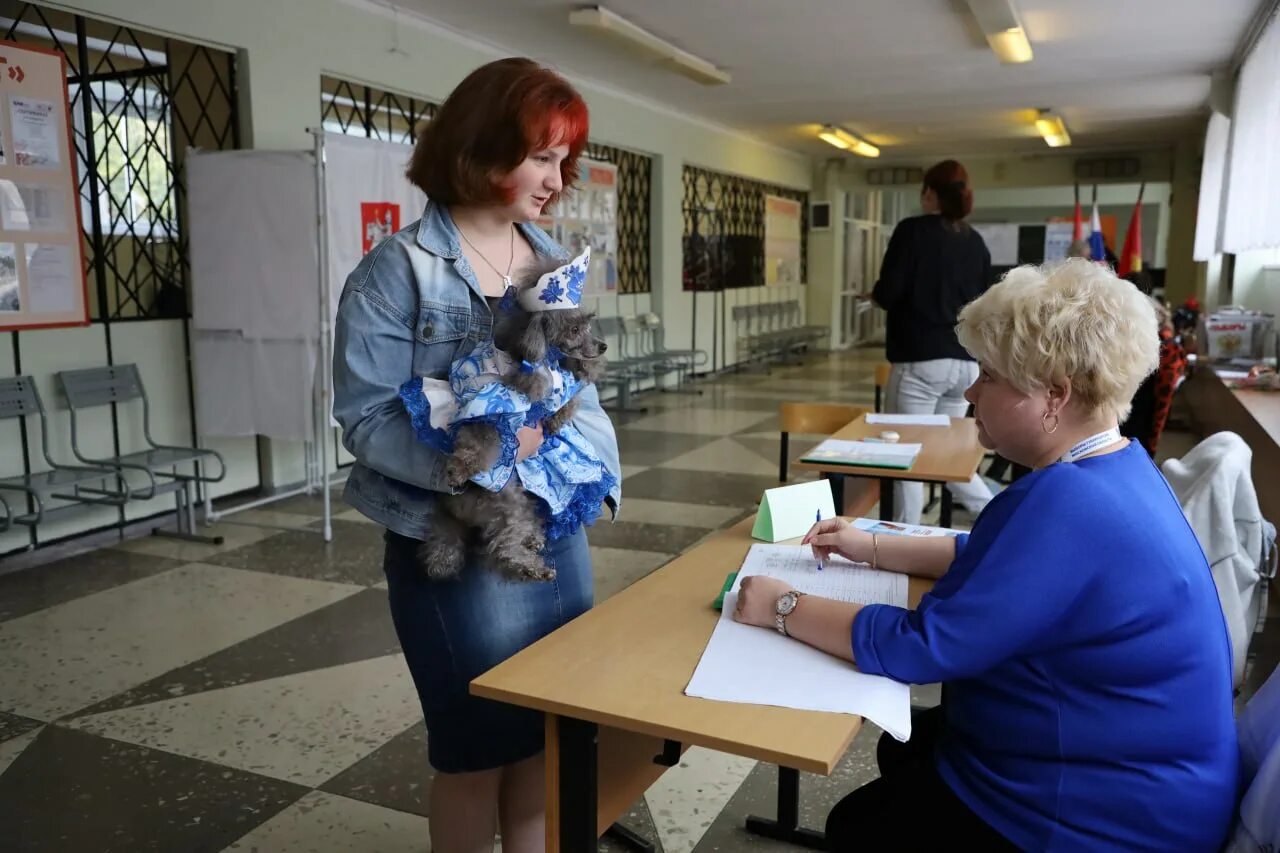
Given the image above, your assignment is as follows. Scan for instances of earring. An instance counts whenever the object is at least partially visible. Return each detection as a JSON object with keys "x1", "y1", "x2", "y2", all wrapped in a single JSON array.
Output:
[{"x1": 1041, "y1": 411, "x2": 1060, "y2": 434}]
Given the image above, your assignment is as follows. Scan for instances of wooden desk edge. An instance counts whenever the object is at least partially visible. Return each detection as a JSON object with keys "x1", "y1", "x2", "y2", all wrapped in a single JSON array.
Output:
[
  {"x1": 790, "y1": 457, "x2": 981, "y2": 482},
  {"x1": 470, "y1": 683, "x2": 854, "y2": 776},
  {"x1": 472, "y1": 514, "x2": 934, "y2": 778}
]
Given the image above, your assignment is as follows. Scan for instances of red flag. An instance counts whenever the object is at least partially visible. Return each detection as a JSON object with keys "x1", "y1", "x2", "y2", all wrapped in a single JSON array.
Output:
[
  {"x1": 1117, "y1": 184, "x2": 1144, "y2": 277},
  {"x1": 1072, "y1": 184, "x2": 1083, "y2": 241}
]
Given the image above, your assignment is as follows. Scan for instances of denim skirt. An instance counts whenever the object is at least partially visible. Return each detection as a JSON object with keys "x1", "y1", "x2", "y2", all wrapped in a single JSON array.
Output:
[{"x1": 381, "y1": 527, "x2": 593, "y2": 773}]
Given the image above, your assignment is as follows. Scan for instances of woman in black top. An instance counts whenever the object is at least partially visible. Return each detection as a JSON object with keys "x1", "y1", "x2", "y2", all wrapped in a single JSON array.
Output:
[{"x1": 872, "y1": 160, "x2": 995, "y2": 524}]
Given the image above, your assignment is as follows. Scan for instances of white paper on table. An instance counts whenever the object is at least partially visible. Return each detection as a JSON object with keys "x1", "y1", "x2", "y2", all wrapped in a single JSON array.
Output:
[
  {"x1": 865, "y1": 413, "x2": 951, "y2": 426},
  {"x1": 852, "y1": 517, "x2": 962, "y2": 538},
  {"x1": 802, "y1": 439, "x2": 922, "y2": 469},
  {"x1": 684, "y1": 544, "x2": 913, "y2": 741}
]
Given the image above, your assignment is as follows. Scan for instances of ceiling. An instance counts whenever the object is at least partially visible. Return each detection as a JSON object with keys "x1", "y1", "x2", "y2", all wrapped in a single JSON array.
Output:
[{"x1": 382, "y1": 0, "x2": 1262, "y2": 162}]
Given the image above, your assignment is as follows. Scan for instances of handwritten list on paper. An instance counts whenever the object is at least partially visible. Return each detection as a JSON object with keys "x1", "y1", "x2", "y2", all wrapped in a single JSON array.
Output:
[{"x1": 684, "y1": 545, "x2": 913, "y2": 741}]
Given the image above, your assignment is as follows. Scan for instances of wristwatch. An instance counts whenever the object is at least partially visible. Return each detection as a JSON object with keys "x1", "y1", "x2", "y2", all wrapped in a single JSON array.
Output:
[{"x1": 775, "y1": 590, "x2": 805, "y2": 636}]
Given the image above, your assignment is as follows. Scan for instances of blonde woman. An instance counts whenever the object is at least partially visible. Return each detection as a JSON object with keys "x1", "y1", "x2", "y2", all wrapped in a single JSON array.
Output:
[{"x1": 736, "y1": 259, "x2": 1237, "y2": 850}]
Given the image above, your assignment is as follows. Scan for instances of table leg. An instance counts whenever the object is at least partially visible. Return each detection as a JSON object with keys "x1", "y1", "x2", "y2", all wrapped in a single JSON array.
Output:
[
  {"x1": 879, "y1": 478, "x2": 895, "y2": 521},
  {"x1": 744, "y1": 766, "x2": 826, "y2": 850},
  {"x1": 940, "y1": 485, "x2": 953, "y2": 528},
  {"x1": 822, "y1": 472, "x2": 845, "y2": 514},
  {"x1": 558, "y1": 716, "x2": 599, "y2": 853}
]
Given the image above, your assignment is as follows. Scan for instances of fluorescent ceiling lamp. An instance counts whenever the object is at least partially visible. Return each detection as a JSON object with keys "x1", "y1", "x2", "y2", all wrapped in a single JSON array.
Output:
[
  {"x1": 965, "y1": 0, "x2": 1034, "y2": 64},
  {"x1": 1035, "y1": 112, "x2": 1071, "y2": 147},
  {"x1": 569, "y1": 6, "x2": 730, "y2": 85},
  {"x1": 819, "y1": 125, "x2": 880, "y2": 158}
]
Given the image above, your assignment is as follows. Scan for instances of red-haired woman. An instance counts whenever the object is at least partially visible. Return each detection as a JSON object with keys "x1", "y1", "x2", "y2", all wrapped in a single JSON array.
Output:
[
  {"x1": 872, "y1": 159, "x2": 995, "y2": 524},
  {"x1": 332, "y1": 58, "x2": 620, "y2": 852}
]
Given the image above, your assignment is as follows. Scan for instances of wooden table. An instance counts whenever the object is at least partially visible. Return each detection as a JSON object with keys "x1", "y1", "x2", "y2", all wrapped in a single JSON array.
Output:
[
  {"x1": 791, "y1": 415, "x2": 988, "y2": 524},
  {"x1": 1181, "y1": 367, "x2": 1280, "y2": 523},
  {"x1": 472, "y1": 515, "x2": 932, "y2": 852}
]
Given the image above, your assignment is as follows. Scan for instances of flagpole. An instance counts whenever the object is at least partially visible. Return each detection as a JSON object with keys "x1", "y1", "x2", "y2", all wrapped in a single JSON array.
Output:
[
  {"x1": 1117, "y1": 182, "x2": 1147, "y2": 277},
  {"x1": 1072, "y1": 182, "x2": 1083, "y2": 242}
]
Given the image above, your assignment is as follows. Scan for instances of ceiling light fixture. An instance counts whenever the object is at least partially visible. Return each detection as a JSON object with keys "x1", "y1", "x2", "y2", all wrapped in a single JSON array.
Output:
[
  {"x1": 965, "y1": 0, "x2": 1034, "y2": 64},
  {"x1": 1035, "y1": 111, "x2": 1071, "y2": 147},
  {"x1": 818, "y1": 125, "x2": 880, "y2": 158},
  {"x1": 568, "y1": 6, "x2": 730, "y2": 86}
]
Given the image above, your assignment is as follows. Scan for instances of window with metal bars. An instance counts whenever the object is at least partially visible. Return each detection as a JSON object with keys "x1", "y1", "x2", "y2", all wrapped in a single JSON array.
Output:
[
  {"x1": 320, "y1": 75, "x2": 437, "y2": 145},
  {"x1": 3, "y1": 3, "x2": 239, "y2": 320},
  {"x1": 320, "y1": 75, "x2": 654, "y2": 294},
  {"x1": 583, "y1": 141, "x2": 652, "y2": 295},
  {"x1": 682, "y1": 164, "x2": 808, "y2": 291}
]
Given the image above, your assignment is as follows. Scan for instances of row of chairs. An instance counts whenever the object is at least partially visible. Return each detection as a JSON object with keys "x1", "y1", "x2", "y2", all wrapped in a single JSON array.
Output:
[
  {"x1": 732, "y1": 300, "x2": 826, "y2": 369},
  {"x1": 594, "y1": 314, "x2": 707, "y2": 412},
  {"x1": 0, "y1": 365, "x2": 225, "y2": 542}
]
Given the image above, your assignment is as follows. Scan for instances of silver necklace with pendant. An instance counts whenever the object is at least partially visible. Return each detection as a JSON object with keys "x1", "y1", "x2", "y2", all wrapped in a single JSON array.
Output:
[{"x1": 458, "y1": 223, "x2": 515, "y2": 291}]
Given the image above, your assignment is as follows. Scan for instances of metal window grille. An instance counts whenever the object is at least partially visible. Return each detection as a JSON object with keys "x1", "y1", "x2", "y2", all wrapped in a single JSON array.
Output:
[
  {"x1": 320, "y1": 75, "x2": 437, "y2": 144},
  {"x1": 682, "y1": 164, "x2": 808, "y2": 291},
  {"x1": 4, "y1": 3, "x2": 239, "y2": 320},
  {"x1": 583, "y1": 141, "x2": 652, "y2": 295},
  {"x1": 320, "y1": 76, "x2": 654, "y2": 295}
]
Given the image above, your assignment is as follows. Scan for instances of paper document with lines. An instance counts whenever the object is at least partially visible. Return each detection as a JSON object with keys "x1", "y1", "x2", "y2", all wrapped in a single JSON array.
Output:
[{"x1": 684, "y1": 544, "x2": 913, "y2": 741}]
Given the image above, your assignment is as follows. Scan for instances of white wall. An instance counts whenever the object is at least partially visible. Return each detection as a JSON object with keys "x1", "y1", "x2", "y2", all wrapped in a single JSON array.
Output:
[
  {"x1": 1232, "y1": 248, "x2": 1280, "y2": 314},
  {"x1": 22, "y1": 0, "x2": 813, "y2": 504}
]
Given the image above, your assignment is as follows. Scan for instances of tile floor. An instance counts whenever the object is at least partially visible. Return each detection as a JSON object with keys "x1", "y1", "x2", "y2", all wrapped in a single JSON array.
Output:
[{"x1": 0, "y1": 348, "x2": 1274, "y2": 852}]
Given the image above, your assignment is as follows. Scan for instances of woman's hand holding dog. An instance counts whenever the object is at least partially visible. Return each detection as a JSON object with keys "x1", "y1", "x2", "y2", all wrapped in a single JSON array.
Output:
[{"x1": 516, "y1": 424, "x2": 544, "y2": 462}]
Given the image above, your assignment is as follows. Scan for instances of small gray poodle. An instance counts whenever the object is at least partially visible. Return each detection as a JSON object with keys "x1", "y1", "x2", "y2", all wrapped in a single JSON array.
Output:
[{"x1": 418, "y1": 256, "x2": 608, "y2": 583}]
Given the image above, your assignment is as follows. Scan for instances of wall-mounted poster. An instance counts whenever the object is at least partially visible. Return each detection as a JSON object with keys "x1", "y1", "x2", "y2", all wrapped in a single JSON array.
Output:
[
  {"x1": 537, "y1": 158, "x2": 617, "y2": 294},
  {"x1": 970, "y1": 223, "x2": 1019, "y2": 266},
  {"x1": 764, "y1": 194, "x2": 802, "y2": 285},
  {"x1": 0, "y1": 40, "x2": 89, "y2": 331}
]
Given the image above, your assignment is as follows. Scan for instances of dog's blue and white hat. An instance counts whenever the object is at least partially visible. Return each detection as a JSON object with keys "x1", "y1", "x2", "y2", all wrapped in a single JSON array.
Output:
[{"x1": 518, "y1": 246, "x2": 590, "y2": 312}]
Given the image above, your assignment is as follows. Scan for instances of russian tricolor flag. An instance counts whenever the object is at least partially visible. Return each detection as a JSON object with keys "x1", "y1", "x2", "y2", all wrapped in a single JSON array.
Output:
[{"x1": 1088, "y1": 201, "x2": 1106, "y2": 264}]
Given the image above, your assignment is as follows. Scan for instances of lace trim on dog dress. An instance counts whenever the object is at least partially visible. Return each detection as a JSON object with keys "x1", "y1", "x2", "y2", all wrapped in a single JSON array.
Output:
[{"x1": 399, "y1": 338, "x2": 614, "y2": 540}]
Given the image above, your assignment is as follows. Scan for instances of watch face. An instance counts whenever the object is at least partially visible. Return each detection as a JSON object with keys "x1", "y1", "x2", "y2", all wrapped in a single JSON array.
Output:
[{"x1": 776, "y1": 591, "x2": 798, "y2": 616}]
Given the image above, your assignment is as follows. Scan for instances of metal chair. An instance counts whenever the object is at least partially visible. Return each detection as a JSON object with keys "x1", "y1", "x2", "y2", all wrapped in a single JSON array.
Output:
[
  {"x1": 617, "y1": 316, "x2": 685, "y2": 393},
  {"x1": 637, "y1": 312, "x2": 705, "y2": 394},
  {"x1": 592, "y1": 317, "x2": 650, "y2": 413},
  {"x1": 56, "y1": 364, "x2": 226, "y2": 543},
  {"x1": 0, "y1": 375, "x2": 132, "y2": 528},
  {"x1": 732, "y1": 304, "x2": 771, "y2": 370}
]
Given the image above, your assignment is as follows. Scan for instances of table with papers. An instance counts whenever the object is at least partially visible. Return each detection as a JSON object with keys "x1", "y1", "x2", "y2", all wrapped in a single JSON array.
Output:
[
  {"x1": 793, "y1": 413, "x2": 986, "y2": 523},
  {"x1": 685, "y1": 543, "x2": 913, "y2": 741},
  {"x1": 801, "y1": 438, "x2": 923, "y2": 470},
  {"x1": 472, "y1": 515, "x2": 936, "y2": 852}
]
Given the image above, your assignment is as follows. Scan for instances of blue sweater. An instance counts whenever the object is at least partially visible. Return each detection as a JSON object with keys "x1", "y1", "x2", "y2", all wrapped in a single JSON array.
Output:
[{"x1": 853, "y1": 442, "x2": 1238, "y2": 851}]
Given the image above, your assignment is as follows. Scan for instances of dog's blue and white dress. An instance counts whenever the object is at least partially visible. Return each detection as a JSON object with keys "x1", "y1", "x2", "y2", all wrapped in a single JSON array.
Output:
[{"x1": 398, "y1": 340, "x2": 614, "y2": 541}]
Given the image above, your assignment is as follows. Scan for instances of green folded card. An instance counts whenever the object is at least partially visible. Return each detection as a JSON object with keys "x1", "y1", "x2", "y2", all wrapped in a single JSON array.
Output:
[{"x1": 713, "y1": 571, "x2": 739, "y2": 611}]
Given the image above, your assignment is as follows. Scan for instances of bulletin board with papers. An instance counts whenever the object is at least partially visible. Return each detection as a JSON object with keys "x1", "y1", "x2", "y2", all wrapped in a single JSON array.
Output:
[
  {"x1": 764, "y1": 194, "x2": 802, "y2": 285},
  {"x1": 0, "y1": 40, "x2": 89, "y2": 331}
]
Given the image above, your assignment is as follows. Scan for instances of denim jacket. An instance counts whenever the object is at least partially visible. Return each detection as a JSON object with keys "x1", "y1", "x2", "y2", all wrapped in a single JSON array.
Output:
[{"x1": 332, "y1": 199, "x2": 622, "y2": 539}]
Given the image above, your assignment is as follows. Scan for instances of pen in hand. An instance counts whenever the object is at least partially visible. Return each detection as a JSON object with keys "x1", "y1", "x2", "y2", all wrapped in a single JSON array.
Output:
[{"x1": 815, "y1": 509, "x2": 823, "y2": 570}]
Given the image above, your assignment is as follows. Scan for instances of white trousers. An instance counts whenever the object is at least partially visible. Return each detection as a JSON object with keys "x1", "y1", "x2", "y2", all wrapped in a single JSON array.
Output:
[{"x1": 884, "y1": 359, "x2": 994, "y2": 524}]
